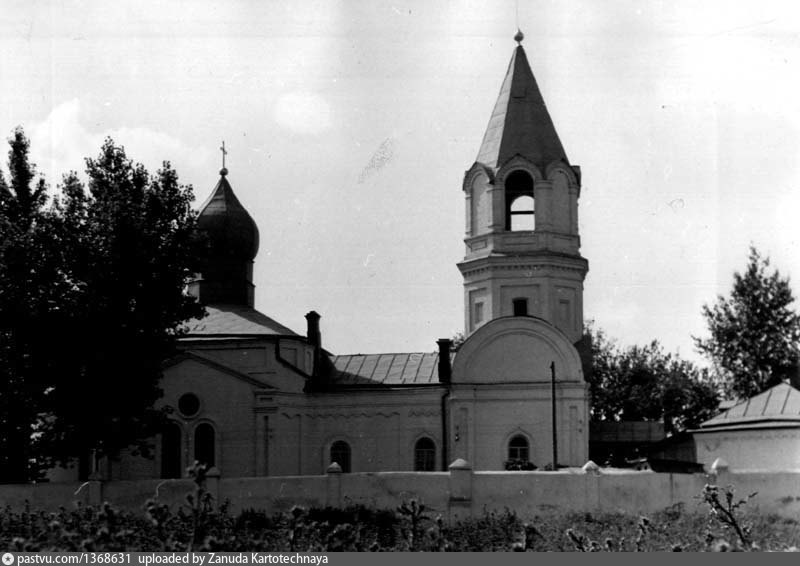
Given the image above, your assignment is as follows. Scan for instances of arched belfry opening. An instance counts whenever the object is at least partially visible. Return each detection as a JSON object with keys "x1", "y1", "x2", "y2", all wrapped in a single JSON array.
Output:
[{"x1": 504, "y1": 170, "x2": 534, "y2": 231}]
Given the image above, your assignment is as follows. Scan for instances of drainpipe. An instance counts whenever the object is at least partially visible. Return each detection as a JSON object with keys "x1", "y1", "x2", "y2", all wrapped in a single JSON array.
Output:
[
  {"x1": 437, "y1": 339, "x2": 453, "y2": 470},
  {"x1": 551, "y1": 360, "x2": 558, "y2": 470}
]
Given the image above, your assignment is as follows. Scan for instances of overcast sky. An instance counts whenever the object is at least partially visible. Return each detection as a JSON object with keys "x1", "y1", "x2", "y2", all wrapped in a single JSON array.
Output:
[{"x1": 2, "y1": 1, "x2": 800, "y2": 363}]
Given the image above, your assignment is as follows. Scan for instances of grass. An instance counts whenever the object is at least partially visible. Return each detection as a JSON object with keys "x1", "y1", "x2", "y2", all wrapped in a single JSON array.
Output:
[{"x1": 2, "y1": 501, "x2": 799, "y2": 552}]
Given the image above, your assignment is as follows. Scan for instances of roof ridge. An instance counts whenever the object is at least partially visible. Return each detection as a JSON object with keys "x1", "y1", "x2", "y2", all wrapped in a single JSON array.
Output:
[{"x1": 332, "y1": 351, "x2": 438, "y2": 357}]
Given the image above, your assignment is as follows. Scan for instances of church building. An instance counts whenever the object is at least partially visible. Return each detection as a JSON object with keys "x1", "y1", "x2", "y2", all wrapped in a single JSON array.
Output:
[{"x1": 114, "y1": 33, "x2": 591, "y2": 480}]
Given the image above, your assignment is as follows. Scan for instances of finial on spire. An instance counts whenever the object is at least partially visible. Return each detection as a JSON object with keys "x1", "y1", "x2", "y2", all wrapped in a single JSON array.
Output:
[
  {"x1": 514, "y1": 29, "x2": 524, "y2": 44},
  {"x1": 220, "y1": 141, "x2": 228, "y2": 176}
]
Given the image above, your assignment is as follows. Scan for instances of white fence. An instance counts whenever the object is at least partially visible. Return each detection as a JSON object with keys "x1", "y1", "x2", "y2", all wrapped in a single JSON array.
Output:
[{"x1": 2, "y1": 460, "x2": 798, "y2": 520}]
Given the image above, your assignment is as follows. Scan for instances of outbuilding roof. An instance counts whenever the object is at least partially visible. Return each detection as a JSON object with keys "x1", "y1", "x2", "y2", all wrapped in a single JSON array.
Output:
[{"x1": 698, "y1": 381, "x2": 800, "y2": 431}]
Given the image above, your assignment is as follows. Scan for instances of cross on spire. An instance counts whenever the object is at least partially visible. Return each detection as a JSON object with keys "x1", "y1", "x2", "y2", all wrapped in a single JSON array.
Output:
[{"x1": 220, "y1": 141, "x2": 228, "y2": 176}]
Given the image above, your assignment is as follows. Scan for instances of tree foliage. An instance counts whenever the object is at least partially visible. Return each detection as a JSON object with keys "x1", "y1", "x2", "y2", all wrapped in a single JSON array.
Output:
[
  {"x1": 0, "y1": 129, "x2": 204, "y2": 481},
  {"x1": 585, "y1": 324, "x2": 719, "y2": 433},
  {"x1": 0, "y1": 128, "x2": 53, "y2": 482},
  {"x1": 694, "y1": 246, "x2": 800, "y2": 399}
]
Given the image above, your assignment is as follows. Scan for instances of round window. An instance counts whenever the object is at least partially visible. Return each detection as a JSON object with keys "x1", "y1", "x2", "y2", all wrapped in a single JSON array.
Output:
[{"x1": 178, "y1": 393, "x2": 200, "y2": 417}]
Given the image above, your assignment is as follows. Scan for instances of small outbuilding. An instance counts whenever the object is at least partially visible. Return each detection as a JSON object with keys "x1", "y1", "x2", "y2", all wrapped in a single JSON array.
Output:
[{"x1": 693, "y1": 381, "x2": 800, "y2": 471}]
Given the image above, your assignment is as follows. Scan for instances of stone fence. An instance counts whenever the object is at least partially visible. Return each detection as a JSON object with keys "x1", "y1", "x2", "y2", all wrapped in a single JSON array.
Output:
[{"x1": 1, "y1": 459, "x2": 799, "y2": 520}]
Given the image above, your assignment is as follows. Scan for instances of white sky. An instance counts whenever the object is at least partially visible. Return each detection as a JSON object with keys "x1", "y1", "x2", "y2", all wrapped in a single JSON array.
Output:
[{"x1": 2, "y1": 1, "x2": 800, "y2": 363}]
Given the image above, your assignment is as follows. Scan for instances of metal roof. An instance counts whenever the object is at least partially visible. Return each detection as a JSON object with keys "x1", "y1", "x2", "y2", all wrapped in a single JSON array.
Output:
[
  {"x1": 329, "y1": 352, "x2": 444, "y2": 386},
  {"x1": 699, "y1": 381, "x2": 800, "y2": 430},
  {"x1": 476, "y1": 45, "x2": 568, "y2": 170},
  {"x1": 185, "y1": 304, "x2": 299, "y2": 337},
  {"x1": 198, "y1": 173, "x2": 260, "y2": 260}
]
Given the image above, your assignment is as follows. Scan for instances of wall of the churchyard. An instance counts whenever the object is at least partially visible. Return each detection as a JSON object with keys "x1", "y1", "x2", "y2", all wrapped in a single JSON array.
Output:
[{"x1": 4, "y1": 461, "x2": 800, "y2": 520}]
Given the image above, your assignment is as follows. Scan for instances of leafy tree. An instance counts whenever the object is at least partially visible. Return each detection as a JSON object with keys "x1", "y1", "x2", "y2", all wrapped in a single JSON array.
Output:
[
  {"x1": 0, "y1": 131, "x2": 204, "y2": 480},
  {"x1": 585, "y1": 323, "x2": 719, "y2": 433},
  {"x1": 450, "y1": 332, "x2": 465, "y2": 350},
  {"x1": 694, "y1": 246, "x2": 800, "y2": 399},
  {"x1": 0, "y1": 128, "x2": 53, "y2": 481}
]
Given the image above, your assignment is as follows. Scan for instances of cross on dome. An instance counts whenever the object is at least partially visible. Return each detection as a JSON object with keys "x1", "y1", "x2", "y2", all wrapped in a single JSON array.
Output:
[{"x1": 220, "y1": 141, "x2": 228, "y2": 176}]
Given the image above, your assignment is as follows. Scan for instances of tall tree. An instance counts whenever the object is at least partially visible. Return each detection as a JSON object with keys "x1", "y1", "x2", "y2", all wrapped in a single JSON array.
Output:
[
  {"x1": 695, "y1": 246, "x2": 800, "y2": 399},
  {"x1": 0, "y1": 131, "x2": 205, "y2": 480},
  {"x1": 45, "y1": 139, "x2": 206, "y2": 469},
  {"x1": 586, "y1": 324, "x2": 719, "y2": 433},
  {"x1": 0, "y1": 128, "x2": 53, "y2": 481}
]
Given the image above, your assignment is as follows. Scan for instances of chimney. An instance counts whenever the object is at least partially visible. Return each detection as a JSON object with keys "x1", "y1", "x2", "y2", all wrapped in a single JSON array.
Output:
[
  {"x1": 304, "y1": 311, "x2": 323, "y2": 387},
  {"x1": 305, "y1": 311, "x2": 321, "y2": 348},
  {"x1": 437, "y1": 339, "x2": 452, "y2": 383}
]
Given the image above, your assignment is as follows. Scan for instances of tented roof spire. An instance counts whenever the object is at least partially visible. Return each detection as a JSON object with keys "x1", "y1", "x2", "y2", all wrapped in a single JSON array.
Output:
[{"x1": 476, "y1": 34, "x2": 568, "y2": 170}]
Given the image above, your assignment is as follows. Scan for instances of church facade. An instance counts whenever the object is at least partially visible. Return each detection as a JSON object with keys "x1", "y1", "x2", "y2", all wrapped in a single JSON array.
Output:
[{"x1": 112, "y1": 35, "x2": 591, "y2": 481}]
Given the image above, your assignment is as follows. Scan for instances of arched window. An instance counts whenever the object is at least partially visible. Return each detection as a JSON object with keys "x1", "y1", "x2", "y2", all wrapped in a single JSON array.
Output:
[
  {"x1": 508, "y1": 435, "x2": 530, "y2": 462},
  {"x1": 504, "y1": 170, "x2": 534, "y2": 231},
  {"x1": 330, "y1": 440, "x2": 351, "y2": 473},
  {"x1": 414, "y1": 437, "x2": 436, "y2": 471},
  {"x1": 161, "y1": 421, "x2": 183, "y2": 478},
  {"x1": 194, "y1": 423, "x2": 216, "y2": 468}
]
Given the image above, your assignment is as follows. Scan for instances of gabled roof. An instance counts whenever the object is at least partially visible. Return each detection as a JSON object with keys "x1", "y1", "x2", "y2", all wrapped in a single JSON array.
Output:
[
  {"x1": 329, "y1": 352, "x2": 446, "y2": 387},
  {"x1": 698, "y1": 381, "x2": 800, "y2": 431},
  {"x1": 476, "y1": 44, "x2": 568, "y2": 170},
  {"x1": 184, "y1": 304, "x2": 299, "y2": 338}
]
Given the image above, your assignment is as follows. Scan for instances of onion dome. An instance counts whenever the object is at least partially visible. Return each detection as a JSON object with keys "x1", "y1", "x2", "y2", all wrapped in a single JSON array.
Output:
[
  {"x1": 190, "y1": 168, "x2": 259, "y2": 307},
  {"x1": 197, "y1": 168, "x2": 260, "y2": 261}
]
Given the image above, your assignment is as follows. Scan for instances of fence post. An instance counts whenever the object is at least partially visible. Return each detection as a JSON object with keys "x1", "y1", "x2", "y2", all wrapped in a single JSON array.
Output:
[
  {"x1": 86, "y1": 479, "x2": 104, "y2": 507},
  {"x1": 448, "y1": 458, "x2": 473, "y2": 523},
  {"x1": 326, "y1": 462, "x2": 342, "y2": 507},
  {"x1": 709, "y1": 457, "x2": 730, "y2": 486},
  {"x1": 87, "y1": 465, "x2": 104, "y2": 507},
  {"x1": 581, "y1": 460, "x2": 602, "y2": 512}
]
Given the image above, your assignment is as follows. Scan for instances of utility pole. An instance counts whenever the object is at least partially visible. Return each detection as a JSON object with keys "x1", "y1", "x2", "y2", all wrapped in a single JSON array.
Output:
[{"x1": 551, "y1": 361, "x2": 558, "y2": 470}]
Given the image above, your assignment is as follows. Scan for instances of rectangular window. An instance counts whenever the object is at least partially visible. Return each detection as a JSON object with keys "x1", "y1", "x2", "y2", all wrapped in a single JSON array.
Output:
[
  {"x1": 473, "y1": 301, "x2": 484, "y2": 327},
  {"x1": 558, "y1": 299, "x2": 572, "y2": 330},
  {"x1": 513, "y1": 298, "x2": 528, "y2": 316},
  {"x1": 469, "y1": 289, "x2": 488, "y2": 332}
]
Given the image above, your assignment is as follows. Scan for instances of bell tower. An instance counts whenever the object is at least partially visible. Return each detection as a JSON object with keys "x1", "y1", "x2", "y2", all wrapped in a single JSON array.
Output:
[{"x1": 458, "y1": 31, "x2": 588, "y2": 344}]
